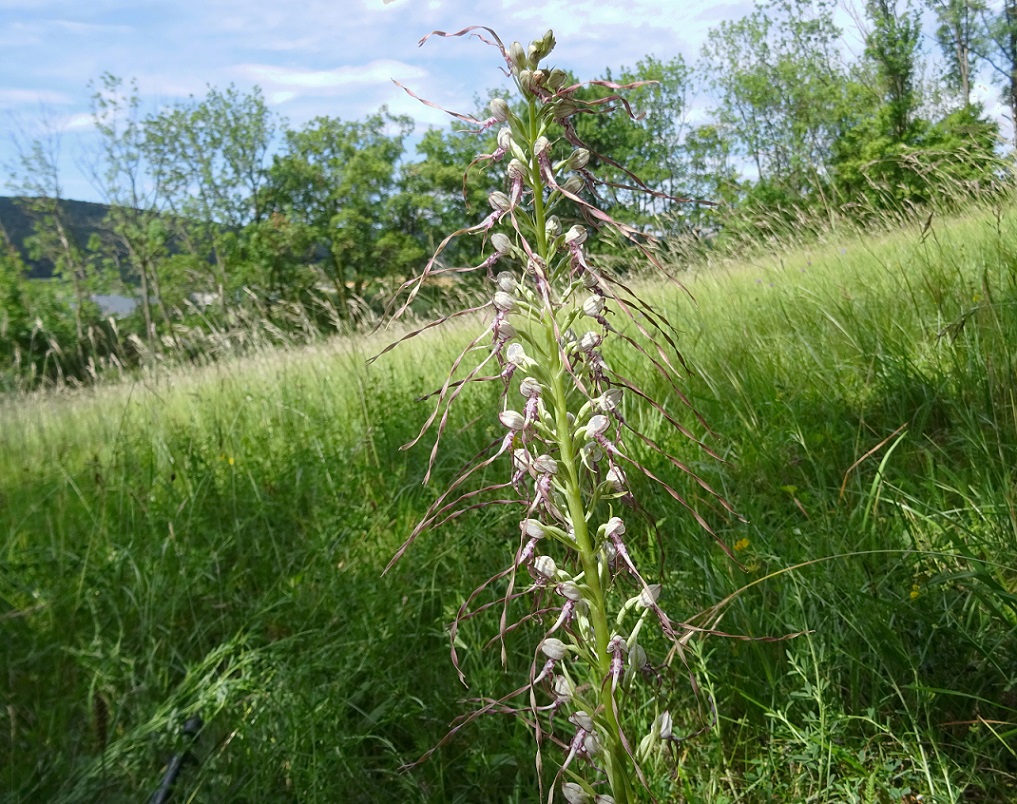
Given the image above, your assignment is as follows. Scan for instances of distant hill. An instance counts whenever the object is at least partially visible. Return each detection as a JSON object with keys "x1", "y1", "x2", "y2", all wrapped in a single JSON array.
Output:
[{"x1": 0, "y1": 196, "x2": 111, "y2": 279}]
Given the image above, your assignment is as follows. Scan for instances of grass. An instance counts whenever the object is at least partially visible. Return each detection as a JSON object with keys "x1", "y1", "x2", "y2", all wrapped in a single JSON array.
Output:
[{"x1": 2, "y1": 201, "x2": 1017, "y2": 801}]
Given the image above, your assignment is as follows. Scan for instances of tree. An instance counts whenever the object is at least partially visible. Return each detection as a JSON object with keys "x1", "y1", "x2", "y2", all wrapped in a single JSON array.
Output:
[
  {"x1": 265, "y1": 111, "x2": 414, "y2": 320},
  {"x1": 928, "y1": 0, "x2": 987, "y2": 106},
  {"x1": 88, "y1": 73, "x2": 175, "y2": 349},
  {"x1": 864, "y1": 0, "x2": 924, "y2": 141},
  {"x1": 142, "y1": 85, "x2": 279, "y2": 309},
  {"x1": 976, "y1": 0, "x2": 1017, "y2": 144},
  {"x1": 700, "y1": 0, "x2": 849, "y2": 198}
]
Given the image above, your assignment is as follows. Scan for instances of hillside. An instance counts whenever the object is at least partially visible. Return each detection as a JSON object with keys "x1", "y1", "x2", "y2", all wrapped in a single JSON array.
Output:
[{"x1": 0, "y1": 195, "x2": 110, "y2": 279}]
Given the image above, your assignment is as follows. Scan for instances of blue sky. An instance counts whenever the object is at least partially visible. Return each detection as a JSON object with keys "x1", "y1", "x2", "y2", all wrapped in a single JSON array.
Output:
[
  {"x1": 0, "y1": 0, "x2": 763, "y2": 202},
  {"x1": 0, "y1": 0, "x2": 1004, "y2": 203}
]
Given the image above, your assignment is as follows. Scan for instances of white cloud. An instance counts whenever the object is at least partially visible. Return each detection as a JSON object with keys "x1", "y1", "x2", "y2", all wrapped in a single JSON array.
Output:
[
  {"x1": 0, "y1": 89, "x2": 72, "y2": 108},
  {"x1": 233, "y1": 60, "x2": 427, "y2": 92}
]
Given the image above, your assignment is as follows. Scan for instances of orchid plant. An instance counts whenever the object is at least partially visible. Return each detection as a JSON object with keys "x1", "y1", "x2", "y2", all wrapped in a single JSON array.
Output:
[{"x1": 376, "y1": 27, "x2": 734, "y2": 803}]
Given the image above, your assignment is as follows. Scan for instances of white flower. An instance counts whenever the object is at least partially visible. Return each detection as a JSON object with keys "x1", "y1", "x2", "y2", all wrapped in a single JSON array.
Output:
[
  {"x1": 533, "y1": 554, "x2": 557, "y2": 580},
  {"x1": 559, "y1": 581, "x2": 583, "y2": 602},
  {"x1": 519, "y1": 376, "x2": 541, "y2": 397},
  {"x1": 489, "y1": 98, "x2": 509, "y2": 122},
  {"x1": 595, "y1": 388, "x2": 622, "y2": 411},
  {"x1": 604, "y1": 516, "x2": 625, "y2": 539},
  {"x1": 497, "y1": 126, "x2": 513, "y2": 150},
  {"x1": 540, "y1": 637, "x2": 568, "y2": 660},
  {"x1": 583, "y1": 295, "x2": 605, "y2": 317},
  {"x1": 605, "y1": 465, "x2": 626, "y2": 491},
  {"x1": 521, "y1": 518, "x2": 546, "y2": 539},
  {"x1": 562, "y1": 782, "x2": 590, "y2": 804},
  {"x1": 491, "y1": 235, "x2": 513, "y2": 257},
  {"x1": 585, "y1": 415, "x2": 610, "y2": 439},
  {"x1": 499, "y1": 409, "x2": 526, "y2": 431},
  {"x1": 506, "y1": 343, "x2": 536, "y2": 369},
  {"x1": 565, "y1": 225, "x2": 588, "y2": 245},
  {"x1": 493, "y1": 291, "x2": 516, "y2": 312},
  {"x1": 532, "y1": 454, "x2": 558, "y2": 475},
  {"x1": 639, "y1": 584, "x2": 662, "y2": 608},
  {"x1": 628, "y1": 642, "x2": 647, "y2": 671},
  {"x1": 579, "y1": 331, "x2": 600, "y2": 351}
]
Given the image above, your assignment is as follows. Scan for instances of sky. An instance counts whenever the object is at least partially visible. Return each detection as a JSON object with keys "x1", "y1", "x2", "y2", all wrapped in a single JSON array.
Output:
[
  {"x1": 0, "y1": 0, "x2": 768, "y2": 202},
  {"x1": 0, "y1": 0, "x2": 1005, "y2": 203}
]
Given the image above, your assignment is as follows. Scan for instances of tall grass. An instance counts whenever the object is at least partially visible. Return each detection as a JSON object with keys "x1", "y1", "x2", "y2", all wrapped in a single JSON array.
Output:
[{"x1": 2, "y1": 201, "x2": 1016, "y2": 801}]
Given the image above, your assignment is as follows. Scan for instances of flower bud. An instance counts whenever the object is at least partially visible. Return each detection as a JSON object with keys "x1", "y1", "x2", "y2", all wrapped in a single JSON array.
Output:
[
  {"x1": 545, "y1": 215, "x2": 562, "y2": 238},
  {"x1": 546, "y1": 67, "x2": 568, "y2": 91},
  {"x1": 583, "y1": 441, "x2": 604, "y2": 464},
  {"x1": 609, "y1": 634, "x2": 627, "y2": 654},
  {"x1": 519, "y1": 376, "x2": 541, "y2": 397},
  {"x1": 605, "y1": 465, "x2": 627, "y2": 491},
  {"x1": 582, "y1": 730, "x2": 602, "y2": 756},
  {"x1": 499, "y1": 409, "x2": 526, "y2": 431},
  {"x1": 559, "y1": 581, "x2": 583, "y2": 602},
  {"x1": 533, "y1": 136, "x2": 551, "y2": 157},
  {"x1": 582, "y1": 271, "x2": 600, "y2": 289},
  {"x1": 494, "y1": 291, "x2": 516, "y2": 312},
  {"x1": 628, "y1": 642, "x2": 647, "y2": 671},
  {"x1": 497, "y1": 127, "x2": 513, "y2": 151},
  {"x1": 532, "y1": 454, "x2": 558, "y2": 475},
  {"x1": 553, "y1": 673, "x2": 573, "y2": 701},
  {"x1": 494, "y1": 268, "x2": 515, "y2": 289},
  {"x1": 562, "y1": 782, "x2": 591, "y2": 804},
  {"x1": 570, "y1": 710, "x2": 595, "y2": 732},
  {"x1": 508, "y1": 41, "x2": 527, "y2": 72},
  {"x1": 579, "y1": 331, "x2": 600, "y2": 351},
  {"x1": 541, "y1": 637, "x2": 568, "y2": 661},
  {"x1": 506, "y1": 342, "x2": 535, "y2": 369},
  {"x1": 562, "y1": 175, "x2": 585, "y2": 195},
  {"x1": 656, "y1": 710, "x2": 673, "y2": 740},
  {"x1": 529, "y1": 29, "x2": 556, "y2": 63},
  {"x1": 489, "y1": 97, "x2": 509, "y2": 122},
  {"x1": 639, "y1": 584, "x2": 662, "y2": 608},
  {"x1": 585, "y1": 414, "x2": 610, "y2": 439},
  {"x1": 517, "y1": 69, "x2": 534, "y2": 93},
  {"x1": 496, "y1": 320, "x2": 516, "y2": 341},
  {"x1": 565, "y1": 225, "x2": 588, "y2": 245},
  {"x1": 569, "y1": 148, "x2": 590, "y2": 170},
  {"x1": 489, "y1": 191, "x2": 511, "y2": 211},
  {"x1": 583, "y1": 295, "x2": 605, "y2": 318},
  {"x1": 604, "y1": 516, "x2": 626, "y2": 539},
  {"x1": 530, "y1": 69, "x2": 546, "y2": 87},
  {"x1": 506, "y1": 158, "x2": 527, "y2": 182},
  {"x1": 512, "y1": 448, "x2": 531, "y2": 472},
  {"x1": 533, "y1": 554, "x2": 557, "y2": 580},
  {"x1": 521, "y1": 518, "x2": 546, "y2": 539}
]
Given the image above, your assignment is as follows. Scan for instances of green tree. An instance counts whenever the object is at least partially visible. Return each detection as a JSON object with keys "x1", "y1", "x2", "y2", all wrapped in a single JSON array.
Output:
[
  {"x1": 700, "y1": 0, "x2": 849, "y2": 197},
  {"x1": 266, "y1": 111, "x2": 414, "y2": 321},
  {"x1": 864, "y1": 0, "x2": 923, "y2": 141},
  {"x1": 142, "y1": 85, "x2": 279, "y2": 309},
  {"x1": 88, "y1": 73, "x2": 175, "y2": 349},
  {"x1": 928, "y1": 0, "x2": 987, "y2": 105}
]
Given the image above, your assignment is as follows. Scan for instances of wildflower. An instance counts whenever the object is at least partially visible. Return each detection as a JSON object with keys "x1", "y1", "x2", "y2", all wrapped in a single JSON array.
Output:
[
  {"x1": 910, "y1": 583, "x2": 921, "y2": 600},
  {"x1": 733, "y1": 537, "x2": 750, "y2": 552}
]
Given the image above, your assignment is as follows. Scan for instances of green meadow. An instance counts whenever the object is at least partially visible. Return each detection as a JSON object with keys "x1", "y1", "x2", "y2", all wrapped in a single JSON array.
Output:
[{"x1": 3, "y1": 205, "x2": 1016, "y2": 802}]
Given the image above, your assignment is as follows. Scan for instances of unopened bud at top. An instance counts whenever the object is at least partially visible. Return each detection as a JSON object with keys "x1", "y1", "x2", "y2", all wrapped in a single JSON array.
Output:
[
  {"x1": 508, "y1": 41, "x2": 528, "y2": 73},
  {"x1": 529, "y1": 29, "x2": 557, "y2": 63},
  {"x1": 489, "y1": 97, "x2": 509, "y2": 122}
]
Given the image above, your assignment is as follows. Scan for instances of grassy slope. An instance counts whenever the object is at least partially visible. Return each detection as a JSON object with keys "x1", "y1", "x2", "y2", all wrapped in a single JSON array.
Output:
[{"x1": 2, "y1": 206, "x2": 1016, "y2": 802}]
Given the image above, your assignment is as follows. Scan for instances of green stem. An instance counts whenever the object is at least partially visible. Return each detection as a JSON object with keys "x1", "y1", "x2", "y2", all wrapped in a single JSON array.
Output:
[{"x1": 525, "y1": 95, "x2": 635, "y2": 804}]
